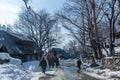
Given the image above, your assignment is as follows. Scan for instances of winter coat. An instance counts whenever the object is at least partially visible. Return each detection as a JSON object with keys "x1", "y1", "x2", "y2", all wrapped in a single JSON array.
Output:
[
  {"x1": 55, "y1": 57, "x2": 59, "y2": 67},
  {"x1": 77, "y1": 59, "x2": 81, "y2": 68},
  {"x1": 40, "y1": 58, "x2": 47, "y2": 69}
]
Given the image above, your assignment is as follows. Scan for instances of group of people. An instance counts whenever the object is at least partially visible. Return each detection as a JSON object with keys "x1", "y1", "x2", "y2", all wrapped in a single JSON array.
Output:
[
  {"x1": 39, "y1": 56, "x2": 59, "y2": 74},
  {"x1": 39, "y1": 56, "x2": 82, "y2": 74}
]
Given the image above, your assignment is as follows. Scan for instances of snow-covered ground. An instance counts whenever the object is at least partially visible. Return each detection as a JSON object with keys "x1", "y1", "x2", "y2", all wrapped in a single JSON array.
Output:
[
  {"x1": 1, "y1": 53, "x2": 120, "y2": 80},
  {"x1": 85, "y1": 67, "x2": 120, "y2": 80},
  {"x1": 0, "y1": 53, "x2": 31, "y2": 80},
  {"x1": 0, "y1": 64, "x2": 31, "y2": 80},
  {"x1": 23, "y1": 60, "x2": 68, "y2": 80},
  {"x1": 0, "y1": 53, "x2": 68, "y2": 80},
  {"x1": 0, "y1": 53, "x2": 22, "y2": 69}
]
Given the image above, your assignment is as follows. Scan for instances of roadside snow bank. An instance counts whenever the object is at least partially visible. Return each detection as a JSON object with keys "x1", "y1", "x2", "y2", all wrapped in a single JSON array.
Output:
[
  {"x1": 85, "y1": 68, "x2": 120, "y2": 80},
  {"x1": 23, "y1": 60, "x2": 52, "y2": 72},
  {"x1": 23, "y1": 61, "x2": 40, "y2": 72},
  {"x1": 0, "y1": 64, "x2": 31, "y2": 80},
  {"x1": 0, "y1": 53, "x2": 22, "y2": 69}
]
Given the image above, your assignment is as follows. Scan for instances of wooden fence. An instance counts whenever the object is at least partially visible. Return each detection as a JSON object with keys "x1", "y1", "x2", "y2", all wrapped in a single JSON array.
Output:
[{"x1": 102, "y1": 57, "x2": 120, "y2": 70}]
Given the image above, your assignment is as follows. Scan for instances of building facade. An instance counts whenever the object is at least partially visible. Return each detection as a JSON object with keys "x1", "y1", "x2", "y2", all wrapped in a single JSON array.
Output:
[{"x1": 0, "y1": 30, "x2": 41, "y2": 62}]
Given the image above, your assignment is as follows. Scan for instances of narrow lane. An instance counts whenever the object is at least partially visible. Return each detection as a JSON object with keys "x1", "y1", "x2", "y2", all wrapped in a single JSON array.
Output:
[
  {"x1": 60, "y1": 60, "x2": 102, "y2": 80},
  {"x1": 63, "y1": 66, "x2": 101, "y2": 80},
  {"x1": 38, "y1": 60, "x2": 102, "y2": 80},
  {"x1": 39, "y1": 73, "x2": 56, "y2": 80}
]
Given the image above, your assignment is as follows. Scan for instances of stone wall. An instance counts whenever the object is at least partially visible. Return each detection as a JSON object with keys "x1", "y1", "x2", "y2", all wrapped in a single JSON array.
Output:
[{"x1": 102, "y1": 57, "x2": 120, "y2": 70}]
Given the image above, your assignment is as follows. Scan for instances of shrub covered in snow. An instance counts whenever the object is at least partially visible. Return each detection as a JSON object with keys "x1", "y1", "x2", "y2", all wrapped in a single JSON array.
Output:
[{"x1": 0, "y1": 53, "x2": 22, "y2": 69}]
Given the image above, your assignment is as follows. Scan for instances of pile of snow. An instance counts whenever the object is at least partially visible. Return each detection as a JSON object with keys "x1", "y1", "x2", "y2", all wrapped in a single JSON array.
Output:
[
  {"x1": 0, "y1": 53, "x2": 22, "y2": 69},
  {"x1": 0, "y1": 53, "x2": 32, "y2": 80},
  {"x1": 85, "y1": 68, "x2": 120, "y2": 80},
  {"x1": 0, "y1": 64, "x2": 31, "y2": 80},
  {"x1": 114, "y1": 47, "x2": 120, "y2": 53},
  {"x1": 102, "y1": 46, "x2": 120, "y2": 57},
  {"x1": 82, "y1": 63, "x2": 91, "y2": 69},
  {"x1": 23, "y1": 60, "x2": 40, "y2": 72},
  {"x1": 23, "y1": 60, "x2": 51, "y2": 72}
]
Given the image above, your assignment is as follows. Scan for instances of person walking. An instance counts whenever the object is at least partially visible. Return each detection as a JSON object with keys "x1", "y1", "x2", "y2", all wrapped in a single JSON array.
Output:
[
  {"x1": 77, "y1": 58, "x2": 82, "y2": 73},
  {"x1": 55, "y1": 57, "x2": 59, "y2": 68},
  {"x1": 39, "y1": 57, "x2": 47, "y2": 74}
]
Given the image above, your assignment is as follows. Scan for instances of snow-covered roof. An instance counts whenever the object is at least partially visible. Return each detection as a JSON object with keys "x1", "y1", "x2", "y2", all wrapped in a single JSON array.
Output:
[
  {"x1": 9, "y1": 32, "x2": 33, "y2": 41},
  {"x1": 53, "y1": 48, "x2": 71, "y2": 57},
  {"x1": 0, "y1": 31, "x2": 39, "y2": 54}
]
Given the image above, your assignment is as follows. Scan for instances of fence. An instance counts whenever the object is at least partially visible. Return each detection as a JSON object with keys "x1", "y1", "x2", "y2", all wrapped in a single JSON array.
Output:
[{"x1": 102, "y1": 57, "x2": 120, "y2": 70}]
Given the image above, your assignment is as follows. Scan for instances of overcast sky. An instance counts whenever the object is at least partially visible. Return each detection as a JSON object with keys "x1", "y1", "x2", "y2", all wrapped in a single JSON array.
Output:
[{"x1": 0, "y1": 0, "x2": 66, "y2": 25}]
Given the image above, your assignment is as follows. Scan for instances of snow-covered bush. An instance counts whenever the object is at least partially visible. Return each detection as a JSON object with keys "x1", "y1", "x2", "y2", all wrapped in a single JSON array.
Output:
[{"x1": 0, "y1": 53, "x2": 23, "y2": 69}]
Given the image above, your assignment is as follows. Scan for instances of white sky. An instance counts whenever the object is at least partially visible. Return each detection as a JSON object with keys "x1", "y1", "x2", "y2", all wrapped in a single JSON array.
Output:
[{"x1": 0, "y1": 0, "x2": 66, "y2": 25}]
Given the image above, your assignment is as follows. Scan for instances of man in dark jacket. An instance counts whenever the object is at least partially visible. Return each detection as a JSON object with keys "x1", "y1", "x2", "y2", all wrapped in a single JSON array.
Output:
[
  {"x1": 40, "y1": 57, "x2": 47, "y2": 74},
  {"x1": 55, "y1": 57, "x2": 59, "y2": 68},
  {"x1": 77, "y1": 59, "x2": 82, "y2": 72}
]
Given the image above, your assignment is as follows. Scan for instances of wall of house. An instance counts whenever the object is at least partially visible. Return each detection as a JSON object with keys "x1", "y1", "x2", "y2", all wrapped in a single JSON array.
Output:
[
  {"x1": 15, "y1": 41, "x2": 35, "y2": 54},
  {"x1": 10, "y1": 54, "x2": 40, "y2": 62}
]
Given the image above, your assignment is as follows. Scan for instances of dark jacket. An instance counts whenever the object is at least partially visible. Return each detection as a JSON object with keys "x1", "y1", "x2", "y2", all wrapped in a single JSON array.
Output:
[
  {"x1": 40, "y1": 58, "x2": 47, "y2": 69},
  {"x1": 77, "y1": 59, "x2": 81, "y2": 68}
]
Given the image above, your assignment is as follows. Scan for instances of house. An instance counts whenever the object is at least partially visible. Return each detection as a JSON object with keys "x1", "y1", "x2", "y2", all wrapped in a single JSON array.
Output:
[
  {"x1": 0, "y1": 30, "x2": 41, "y2": 62},
  {"x1": 47, "y1": 48, "x2": 70, "y2": 59}
]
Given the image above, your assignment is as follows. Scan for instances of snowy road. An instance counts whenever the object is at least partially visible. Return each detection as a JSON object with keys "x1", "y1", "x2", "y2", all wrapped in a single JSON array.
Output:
[
  {"x1": 60, "y1": 60, "x2": 101, "y2": 80},
  {"x1": 74, "y1": 72, "x2": 100, "y2": 80},
  {"x1": 38, "y1": 73, "x2": 56, "y2": 80},
  {"x1": 61, "y1": 66, "x2": 101, "y2": 80},
  {"x1": 37, "y1": 60, "x2": 101, "y2": 80},
  {"x1": 38, "y1": 69, "x2": 100, "y2": 80}
]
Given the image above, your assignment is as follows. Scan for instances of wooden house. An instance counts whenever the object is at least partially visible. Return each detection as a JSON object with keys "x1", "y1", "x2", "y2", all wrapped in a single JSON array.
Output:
[
  {"x1": 47, "y1": 48, "x2": 70, "y2": 59},
  {"x1": 0, "y1": 31, "x2": 41, "y2": 62}
]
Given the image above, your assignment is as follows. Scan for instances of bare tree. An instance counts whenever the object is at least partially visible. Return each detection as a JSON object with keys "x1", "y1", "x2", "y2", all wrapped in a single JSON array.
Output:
[
  {"x1": 56, "y1": 0, "x2": 89, "y2": 58},
  {"x1": 14, "y1": 9, "x2": 59, "y2": 53},
  {"x1": 84, "y1": 0, "x2": 107, "y2": 59},
  {"x1": 57, "y1": 0, "x2": 106, "y2": 60},
  {"x1": 63, "y1": 40, "x2": 81, "y2": 58},
  {"x1": 104, "y1": 0, "x2": 120, "y2": 56}
]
